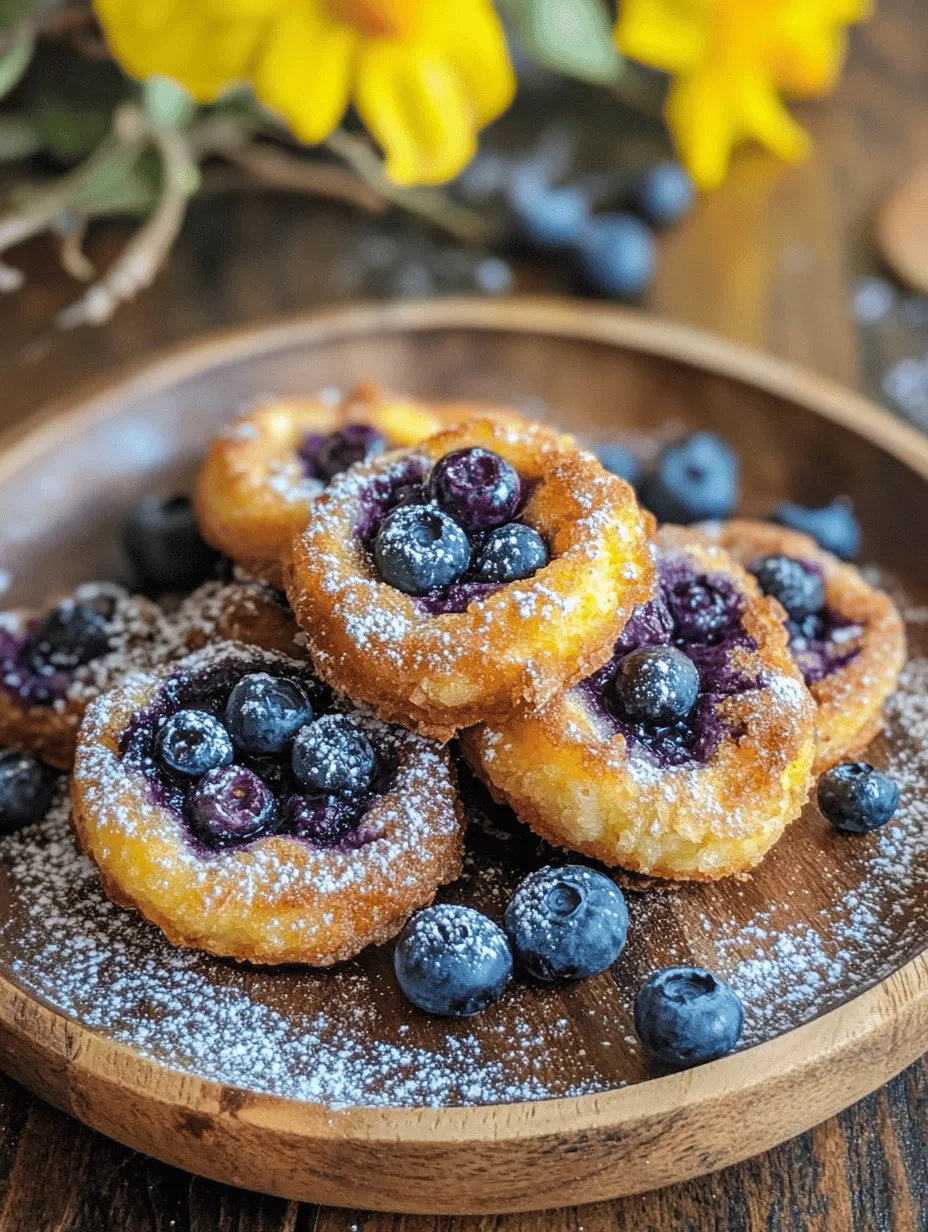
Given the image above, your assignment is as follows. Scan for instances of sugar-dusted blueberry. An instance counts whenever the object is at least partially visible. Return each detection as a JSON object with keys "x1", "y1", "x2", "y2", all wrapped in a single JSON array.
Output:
[
  {"x1": 316, "y1": 424, "x2": 387, "y2": 482},
  {"x1": 27, "y1": 600, "x2": 111, "y2": 676},
  {"x1": 818, "y1": 762, "x2": 900, "y2": 833},
  {"x1": 612, "y1": 646, "x2": 700, "y2": 726},
  {"x1": 157, "y1": 709, "x2": 234, "y2": 777},
  {"x1": 641, "y1": 432, "x2": 739, "y2": 524},
  {"x1": 750, "y1": 554, "x2": 825, "y2": 620},
  {"x1": 666, "y1": 577, "x2": 731, "y2": 644},
  {"x1": 634, "y1": 966, "x2": 744, "y2": 1067},
  {"x1": 596, "y1": 443, "x2": 643, "y2": 489},
  {"x1": 770, "y1": 498, "x2": 861, "y2": 562},
  {"x1": 373, "y1": 504, "x2": 471, "y2": 595},
  {"x1": 123, "y1": 494, "x2": 219, "y2": 593},
  {"x1": 633, "y1": 161, "x2": 695, "y2": 228},
  {"x1": 394, "y1": 904, "x2": 513, "y2": 1017},
  {"x1": 390, "y1": 482, "x2": 428, "y2": 509},
  {"x1": 0, "y1": 749, "x2": 58, "y2": 833},
  {"x1": 282, "y1": 793, "x2": 361, "y2": 846},
  {"x1": 508, "y1": 168, "x2": 589, "y2": 250},
  {"x1": 575, "y1": 212, "x2": 656, "y2": 299},
  {"x1": 225, "y1": 672, "x2": 313, "y2": 755},
  {"x1": 471, "y1": 523, "x2": 548, "y2": 584},
  {"x1": 504, "y1": 864, "x2": 629, "y2": 982},
  {"x1": 188, "y1": 765, "x2": 278, "y2": 846},
  {"x1": 292, "y1": 713, "x2": 375, "y2": 800},
  {"x1": 428, "y1": 447, "x2": 521, "y2": 532}
]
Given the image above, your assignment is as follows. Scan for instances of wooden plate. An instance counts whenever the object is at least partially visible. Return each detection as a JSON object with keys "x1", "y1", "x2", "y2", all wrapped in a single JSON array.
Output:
[{"x1": 0, "y1": 298, "x2": 927, "y2": 1216}]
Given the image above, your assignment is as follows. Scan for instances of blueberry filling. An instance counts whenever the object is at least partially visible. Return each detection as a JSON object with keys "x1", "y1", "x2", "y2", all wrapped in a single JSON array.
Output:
[
  {"x1": 0, "y1": 598, "x2": 116, "y2": 707},
  {"x1": 299, "y1": 425, "x2": 386, "y2": 482},
  {"x1": 120, "y1": 659, "x2": 397, "y2": 853},
  {"x1": 750, "y1": 554, "x2": 861, "y2": 686},
  {"x1": 580, "y1": 558, "x2": 759, "y2": 767},
  {"x1": 361, "y1": 448, "x2": 549, "y2": 613}
]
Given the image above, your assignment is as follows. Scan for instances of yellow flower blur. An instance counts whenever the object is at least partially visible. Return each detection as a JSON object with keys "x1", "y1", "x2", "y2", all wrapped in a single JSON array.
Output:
[
  {"x1": 93, "y1": 0, "x2": 515, "y2": 186},
  {"x1": 615, "y1": 0, "x2": 872, "y2": 190}
]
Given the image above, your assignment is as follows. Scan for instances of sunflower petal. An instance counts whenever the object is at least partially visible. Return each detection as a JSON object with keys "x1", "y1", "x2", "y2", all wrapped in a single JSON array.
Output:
[
  {"x1": 615, "y1": 0, "x2": 711, "y2": 75},
  {"x1": 423, "y1": 0, "x2": 515, "y2": 127},
  {"x1": 665, "y1": 70, "x2": 738, "y2": 192}
]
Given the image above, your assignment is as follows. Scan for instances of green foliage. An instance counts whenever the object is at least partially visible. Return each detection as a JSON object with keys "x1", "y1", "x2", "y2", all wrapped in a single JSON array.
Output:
[
  {"x1": 500, "y1": 0, "x2": 622, "y2": 85},
  {"x1": 0, "y1": 21, "x2": 34, "y2": 99},
  {"x1": 35, "y1": 98, "x2": 110, "y2": 160},
  {"x1": 0, "y1": 0, "x2": 32, "y2": 31},
  {"x1": 143, "y1": 75, "x2": 196, "y2": 128},
  {"x1": 0, "y1": 113, "x2": 40, "y2": 159}
]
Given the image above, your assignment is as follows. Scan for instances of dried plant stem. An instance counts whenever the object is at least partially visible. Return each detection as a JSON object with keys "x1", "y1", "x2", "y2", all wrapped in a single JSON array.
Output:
[
  {"x1": 58, "y1": 216, "x2": 94, "y2": 281},
  {"x1": 221, "y1": 141, "x2": 386, "y2": 214}
]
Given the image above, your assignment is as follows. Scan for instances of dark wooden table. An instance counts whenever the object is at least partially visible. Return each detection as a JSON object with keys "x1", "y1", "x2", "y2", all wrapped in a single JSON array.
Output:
[{"x1": 0, "y1": 1, "x2": 926, "y2": 1228}]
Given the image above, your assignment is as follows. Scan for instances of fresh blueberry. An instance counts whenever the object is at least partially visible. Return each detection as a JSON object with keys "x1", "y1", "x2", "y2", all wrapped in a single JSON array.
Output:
[
  {"x1": 575, "y1": 212, "x2": 656, "y2": 299},
  {"x1": 818, "y1": 762, "x2": 900, "y2": 833},
  {"x1": 224, "y1": 672, "x2": 313, "y2": 755},
  {"x1": 27, "y1": 600, "x2": 111, "y2": 675},
  {"x1": 611, "y1": 646, "x2": 700, "y2": 726},
  {"x1": 666, "y1": 577, "x2": 732, "y2": 644},
  {"x1": 633, "y1": 161, "x2": 695, "y2": 227},
  {"x1": 316, "y1": 424, "x2": 387, "y2": 482},
  {"x1": 508, "y1": 167, "x2": 589, "y2": 250},
  {"x1": 394, "y1": 904, "x2": 513, "y2": 1017},
  {"x1": 634, "y1": 966, "x2": 744, "y2": 1067},
  {"x1": 428, "y1": 447, "x2": 521, "y2": 532},
  {"x1": 770, "y1": 498, "x2": 861, "y2": 561},
  {"x1": 471, "y1": 523, "x2": 548, "y2": 584},
  {"x1": 504, "y1": 864, "x2": 629, "y2": 982},
  {"x1": 281, "y1": 794, "x2": 361, "y2": 846},
  {"x1": 0, "y1": 749, "x2": 58, "y2": 832},
  {"x1": 390, "y1": 482, "x2": 428, "y2": 509},
  {"x1": 157, "y1": 709, "x2": 234, "y2": 777},
  {"x1": 187, "y1": 765, "x2": 278, "y2": 846},
  {"x1": 291, "y1": 713, "x2": 375, "y2": 800},
  {"x1": 123, "y1": 495, "x2": 219, "y2": 593},
  {"x1": 596, "y1": 443, "x2": 643, "y2": 489},
  {"x1": 373, "y1": 505, "x2": 471, "y2": 595},
  {"x1": 749, "y1": 555, "x2": 825, "y2": 620},
  {"x1": 640, "y1": 432, "x2": 739, "y2": 524}
]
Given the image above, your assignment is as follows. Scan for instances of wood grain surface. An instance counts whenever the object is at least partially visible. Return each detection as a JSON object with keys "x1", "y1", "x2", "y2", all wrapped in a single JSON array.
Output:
[{"x1": 0, "y1": 0, "x2": 924, "y2": 1226}]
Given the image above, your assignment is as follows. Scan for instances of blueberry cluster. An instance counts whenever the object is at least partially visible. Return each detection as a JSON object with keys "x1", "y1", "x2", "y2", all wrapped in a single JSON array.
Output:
[
  {"x1": 152, "y1": 671, "x2": 378, "y2": 849},
  {"x1": 394, "y1": 864, "x2": 628, "y2": 1017},
  {"x1": 372, "y1": 447, "x2": 548, "y2": 597},
  {"x1": 506, "y1": 156, "x2": 695, "y2": 299},
  {"x1": 0, "y1": 596, "x2": 120, "y2": 707}
]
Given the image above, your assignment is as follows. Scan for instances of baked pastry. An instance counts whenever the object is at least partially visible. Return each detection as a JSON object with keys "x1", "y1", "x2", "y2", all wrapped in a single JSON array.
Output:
[
  {"x1": 286, "y1": 418, "x2": 654, "y2": 741},
  {"x1": 462, "y1": 532, "x2": 817, "y2": 881},
  {"x1": 171, "y1": 572, "x2": 306, "y2": 660},
  {"x1": 0, "y1": 583, "x2": 165, "y2": 769},
  {"x1": 72, "y1": 643, "x2": 464, "y2": 966},
  {"x1": 681, "y1": 520, "x2": 905, "y2": 772},
  {"x1": 194, "y1": 381, "x2": 526, "y2": 587}
]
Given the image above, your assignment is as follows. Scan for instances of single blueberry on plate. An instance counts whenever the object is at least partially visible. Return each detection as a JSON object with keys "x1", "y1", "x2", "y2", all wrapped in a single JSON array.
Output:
[
  {"x1": 633, "y1": 161, "x2": 695, "y2": 227},
  {"x1": 123, "y1": 495, "x2": 219, "y2": 593},
  {"x1": 428, "y1": 447, "x2": 521, "y2": 532},
  {"x1": 508, "y1": 168, "x2": 589, "y2": 250},
  {"x1": 188, "y1": 765, "x2": 278, "y2": 846},
  {"x1": 225, "y1": 672, "x2": 313, "y2": 755},
  {"x1": 634, "y1": 966, "x2": 744, "y2": 1067},
  {"x1": 596, "y1": 443, "x2": 643, "y2": 489},
  {"x1": 640, "y1": 432, "x2": 739, "y2": 524},
  {"x1": 575, "y1": 212, "x2": 656, "y2": 299},
  {"x1": 0, "y1": 749, "x2": 58, "y2": 833},
  {"x1": 471, "y1": 523, "x2": 548, "y2": 584},
  {"x1": 373, "y1": 505, "x2": 471, "y2": 595},
  {"x1": 611, "y1": 646, "x2": 700, "y2": 726},
  {"x1": 504, "y1": 864, "x2": 629, "y2": 982},
  {"x1": 750, "y1": 555, "x2": 825, "y2": 620},
  {"x1": 157, "y1": 709, "x2": 234, "y2": 777},
  {"x1": 292, "y1": 713, "x2": 375, "y2": 800},
  {"x1": 316, "y1": 424, "x2": 386, "y2": 482},
  {"x1": 281, "y1": 793, "x2": 361, "y2": 846},
  {"x1": 770, "y1": 498, "x2": 861, "y2": 561},
  {"x1": 27, "y1": 601, "x2": 111, "y2": 676},
  {"x1": 394, "y1": 903, "x2": 513, "y2": 1017},
  {"x1": 818, "y1": 762, "x2": 900, "y2": 833}
]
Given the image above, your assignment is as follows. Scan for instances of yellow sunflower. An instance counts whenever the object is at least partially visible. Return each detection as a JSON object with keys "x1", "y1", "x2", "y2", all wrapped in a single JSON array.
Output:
[
  {"x1": 93, "y1": 0, "x2": 515, "y2": 186},
  {"x1": 615, "y1": 0, "x2": 872, "y2": 190}
]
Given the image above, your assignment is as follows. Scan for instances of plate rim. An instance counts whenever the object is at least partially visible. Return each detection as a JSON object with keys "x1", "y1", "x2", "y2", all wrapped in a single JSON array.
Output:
[{"x1": 1, "y1": 295, "x2": 927, "y2": 1208}]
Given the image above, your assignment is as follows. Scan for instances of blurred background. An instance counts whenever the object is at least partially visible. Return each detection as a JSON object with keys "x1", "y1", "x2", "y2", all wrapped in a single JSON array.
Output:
[{"x1": 0, "y1": 0, "x2": 924, "y2": 433}]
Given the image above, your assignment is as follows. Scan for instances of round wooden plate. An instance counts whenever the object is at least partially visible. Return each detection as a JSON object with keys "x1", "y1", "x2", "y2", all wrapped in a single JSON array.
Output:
[{"x1": 0, "y1": 298, "x2": 927, "y2": 1215}]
